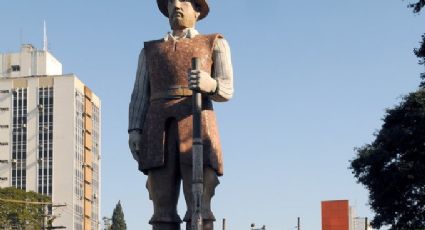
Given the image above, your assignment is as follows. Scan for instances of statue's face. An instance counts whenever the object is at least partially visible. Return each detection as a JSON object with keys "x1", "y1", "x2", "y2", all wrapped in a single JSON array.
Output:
[{"x1": 168, "y1": 0, "x2": 200, "y2": 30}]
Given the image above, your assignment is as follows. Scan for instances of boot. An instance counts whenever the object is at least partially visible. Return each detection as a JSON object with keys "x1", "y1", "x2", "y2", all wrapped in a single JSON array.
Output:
[
  {"x1": 153, "y1": 223, "x2": 181, "y2": 230},
  {"x1": 185, "y1": 221, "x2": 214, "y2": 230}
]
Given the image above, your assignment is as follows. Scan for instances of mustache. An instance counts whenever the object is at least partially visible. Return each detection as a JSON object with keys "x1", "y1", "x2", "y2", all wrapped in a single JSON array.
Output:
[{"x1": 171, "y1": 10, "x2": 184, "y2": 17}]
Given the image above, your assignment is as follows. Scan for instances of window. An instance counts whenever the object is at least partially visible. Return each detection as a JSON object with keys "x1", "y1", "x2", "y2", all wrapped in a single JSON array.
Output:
[
  {"x1": 38, "y1": 87, "x2": 53, "y2": 196},
  {"x1": 74, "y1": 90, "x2": 85, "y2": 228},
  {"x1": 12, "y1": 88, "x2": 27, "y2": 190},
  {"x1": 91, "y1": 104, "x2": 100, "y2": 226},
  {"x1": 11, "y1": 65, "x2": 20, "y2": 72}
]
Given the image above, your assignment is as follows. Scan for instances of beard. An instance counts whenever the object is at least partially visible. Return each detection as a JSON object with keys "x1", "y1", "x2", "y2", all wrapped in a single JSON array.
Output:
[{"x1": 169, "y1": 15, "x2": 196, "y2": 30}]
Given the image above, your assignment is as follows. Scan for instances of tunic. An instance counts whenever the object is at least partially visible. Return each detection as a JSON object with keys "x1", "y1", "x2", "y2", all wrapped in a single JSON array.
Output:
[{"x1": 138, "y1": 34, "x2": 226, "y2": 175}]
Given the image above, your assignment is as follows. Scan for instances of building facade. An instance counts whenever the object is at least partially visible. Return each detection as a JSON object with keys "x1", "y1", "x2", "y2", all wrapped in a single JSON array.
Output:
[
  {"x1": 0, "y1": 44, "x2": 101, "y2": 229},
  {"x1": 321, "y1": 200, "x2": 372, "y2": 230},
  {"x1": 352, "y1": 217, "x2": 371, "y2": 230},
  {"x1": 322, "y1": 200, "x2": 350, "y2": 230}
]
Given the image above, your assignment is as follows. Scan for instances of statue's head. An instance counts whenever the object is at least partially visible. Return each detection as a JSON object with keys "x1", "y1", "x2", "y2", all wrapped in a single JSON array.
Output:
[{"x1": 156, "y1": 0, "x2": 209, "y2": 30}]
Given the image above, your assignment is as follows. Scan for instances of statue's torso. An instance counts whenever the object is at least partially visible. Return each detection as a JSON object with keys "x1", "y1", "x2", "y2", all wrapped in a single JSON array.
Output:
[{"x1": 139, "y1": 34, "x2": 224, "y2": 176}]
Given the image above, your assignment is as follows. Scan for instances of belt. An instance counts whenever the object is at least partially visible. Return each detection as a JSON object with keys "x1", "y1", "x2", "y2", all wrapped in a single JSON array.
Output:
[{"x1": 150, "y1": 86, "x2": 193, "y2": 101}]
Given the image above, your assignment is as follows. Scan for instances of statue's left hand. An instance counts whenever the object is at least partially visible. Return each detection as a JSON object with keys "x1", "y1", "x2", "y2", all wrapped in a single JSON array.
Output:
[
  {"x1": 128, "y1": 131, "x2": 141, "y2": 162},
  {"x1": 188, "y1": 70, "x2": 217, "y2": 94}
]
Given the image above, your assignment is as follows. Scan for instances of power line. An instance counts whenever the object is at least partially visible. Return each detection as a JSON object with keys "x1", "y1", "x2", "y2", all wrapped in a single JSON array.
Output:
[
  {"x1": 0, "y1": 197, "x2": 52, "y2": 205},
  {"x1": 0, "y1": 198, "x2": 67, "y2": 229},
  {"x1": 0, "y1": 197, "x2": 66, "y2": 207}
]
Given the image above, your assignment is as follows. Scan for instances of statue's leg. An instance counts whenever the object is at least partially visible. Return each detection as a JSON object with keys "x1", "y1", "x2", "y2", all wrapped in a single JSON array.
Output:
[
  {"x1": 147, "y1": 121, "x2": 182, "y2": 230},
  {"x1": 181, "y1": 166, "x2": 219, "y2": 230}
]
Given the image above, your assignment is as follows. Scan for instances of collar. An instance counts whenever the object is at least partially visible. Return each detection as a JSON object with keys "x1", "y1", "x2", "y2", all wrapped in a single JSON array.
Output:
[{"x1": 164, "y1": 28, "x2": 200, "y2": 41}]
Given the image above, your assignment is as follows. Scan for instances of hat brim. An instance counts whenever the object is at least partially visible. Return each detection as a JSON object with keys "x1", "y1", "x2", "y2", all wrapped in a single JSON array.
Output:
[{"x1": 157, "y1": 0, "x2": 209, "y2": 21}]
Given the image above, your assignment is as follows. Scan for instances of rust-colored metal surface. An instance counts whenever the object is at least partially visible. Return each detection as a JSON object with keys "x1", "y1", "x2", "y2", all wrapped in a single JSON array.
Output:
[
  {"x1": 139, "y1": 34, "x2": 224, "y2": 176},
  {"x1": 321, "y1": 200, "x2": 349, "y2": 230}
]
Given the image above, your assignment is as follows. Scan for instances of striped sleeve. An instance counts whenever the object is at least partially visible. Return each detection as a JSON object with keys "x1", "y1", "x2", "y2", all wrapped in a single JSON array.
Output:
[
  {"x1": 128, "y1": 49, "x2": 150, "y2": 133},
  {"x1": 211, "y1": 38, "x2": 234, "y2": 102}
]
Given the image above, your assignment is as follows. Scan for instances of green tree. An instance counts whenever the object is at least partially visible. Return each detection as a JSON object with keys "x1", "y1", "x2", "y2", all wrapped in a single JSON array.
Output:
[
  {"x1": 0, "y1": 187, "x2": 51, "y2": 229},
  {"x1": 111, "y1": 201, "x2": 127, "y2": 230},
  {"x1": 351, "y1": 90, "x2": 425, "y2": 229},
  {"x1": 408, "y1": 0, "x2": 425, "y2": 13},
  {"x1": 409, "y1": 1, "x2": 425, "y2": 86},
  {"x1": 350, "y1": 3, "x2": 425, "y2": 229},
  {"x1": 416, "y1": 34, "x2": 425, "y2": 87}
]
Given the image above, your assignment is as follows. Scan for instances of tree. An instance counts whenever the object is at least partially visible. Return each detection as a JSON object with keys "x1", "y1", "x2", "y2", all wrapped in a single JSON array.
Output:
[
  {"x1": 111, "y1": 201, "x2": 127, "y2": 230},
  {"x1": 408, "y1": 0, "x2": 425, "y2": 13},
  {"x1": 416, "y1": 34, "x2": 425, "y2": 87},
  {"x1": 350, "y1": 3, "x2": 425, "y2": 229},
  {"x1": 0, "y1": 187, "x2": 51, "y2": 229},
  {"x1": 409, "y1": 1, "x2": 425, "y2": 86},
  {"x1": 351, "y1": 90, "x2": 425, "y2": 229}
]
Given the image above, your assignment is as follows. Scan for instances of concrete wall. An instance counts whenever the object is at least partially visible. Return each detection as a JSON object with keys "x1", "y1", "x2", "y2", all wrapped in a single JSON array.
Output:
[
  {"x1": 53, "y1": 75, "x2": 76, "y2": 228},
  {"x1": 0, "y1": 45, "x2": 62, "y2": 78},
  {"x1": 25, "y1": 77, "x2": 39, "y2": 193},
  {"x1": 0, "y1": 80, "x2": 12, "y2": 187}
]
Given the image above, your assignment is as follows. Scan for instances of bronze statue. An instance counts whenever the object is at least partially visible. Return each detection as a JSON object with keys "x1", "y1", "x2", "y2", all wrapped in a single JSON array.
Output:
[{"x1": 128, "y1": 0, "x2": 233, "y2": 229}]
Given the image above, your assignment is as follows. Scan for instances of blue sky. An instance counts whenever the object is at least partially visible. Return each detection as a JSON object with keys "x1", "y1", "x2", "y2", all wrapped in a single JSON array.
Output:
[{"x1": 1, "y1": 0, "x2": 424, "y2": 229}]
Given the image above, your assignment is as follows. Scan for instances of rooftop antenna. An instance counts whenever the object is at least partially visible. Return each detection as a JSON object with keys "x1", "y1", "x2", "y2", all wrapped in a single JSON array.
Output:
[{"x1": 43, "y1": 20, "x2": 48, "y2": 51}]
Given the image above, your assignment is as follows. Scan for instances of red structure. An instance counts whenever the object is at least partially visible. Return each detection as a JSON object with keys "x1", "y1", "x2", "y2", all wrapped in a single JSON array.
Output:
[{"x1": 322, "y1": 200, "x2": 349, "y2": 230}]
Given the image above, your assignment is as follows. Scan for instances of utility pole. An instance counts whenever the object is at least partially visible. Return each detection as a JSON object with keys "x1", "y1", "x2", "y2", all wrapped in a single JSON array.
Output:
[
  {"x1": 297, "y1": 217, "x2": 300, "y2": 230},
  {"x1": 222, "y1": 218, "x2": 226, "y2": 230},
  {"x1": 365, "y1": 217, "x2": 368, "y2": 230},
  {"x1": 42, "y1": 204, "x2": 47, "y2": 229}
]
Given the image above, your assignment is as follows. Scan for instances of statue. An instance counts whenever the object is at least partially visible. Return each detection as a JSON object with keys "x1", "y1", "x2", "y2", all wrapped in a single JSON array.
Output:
[{"x1": 128, "y1": 0, "x2": 233, "y2": 229}]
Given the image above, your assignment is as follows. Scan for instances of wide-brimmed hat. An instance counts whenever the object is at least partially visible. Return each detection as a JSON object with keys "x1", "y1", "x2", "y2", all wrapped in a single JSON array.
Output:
[{"x1": 156, "y1": 0, "x2": 210, "y2": 21}]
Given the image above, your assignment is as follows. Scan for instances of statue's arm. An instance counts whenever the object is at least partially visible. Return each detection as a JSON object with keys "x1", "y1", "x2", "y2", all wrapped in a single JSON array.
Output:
[
  {"x1": 128, "y1": 49, "x2": 150, "y2": 159},
  {"x1": 210, "y1": 38, "x2": 234, "y2": 102},
  {"x1": 129, "y1": 49, "x2": 150, "y2": 134}
]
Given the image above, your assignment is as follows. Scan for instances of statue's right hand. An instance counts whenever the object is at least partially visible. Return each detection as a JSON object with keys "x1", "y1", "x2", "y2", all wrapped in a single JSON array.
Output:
[{"x1": 128, "y1": 131, "x2": 142, "y2": 162}]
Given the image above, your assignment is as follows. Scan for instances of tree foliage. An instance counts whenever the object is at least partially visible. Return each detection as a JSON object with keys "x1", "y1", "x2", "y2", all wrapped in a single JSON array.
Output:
[
  {"x1": 351, "y1": 3, "x2": 425, "y2": 229},
  {"x1": 408, "y1": 0, "x2": 425, "y2": 86},
  {"x1": 408, "y1": 0, "x2": 425, "y2": 13},
  {"x1": 0, "y1": 187, "x2": 51, "y2": 229},
  {"x1": 416, "y1": 35, "x2": 425, "y2": 88},
  {"x1": 351, "y1": 90, "x2": 425, "y2": 229},
  {"x1": 111, "y1": 201, "x2": 127, "y2": 230},
  {"x1": 416, "y1": 34, "x2": 425, "y2": 61}
]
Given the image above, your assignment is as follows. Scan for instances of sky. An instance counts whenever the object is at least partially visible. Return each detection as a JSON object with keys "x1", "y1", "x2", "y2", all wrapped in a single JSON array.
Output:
[{"x1": 0, "y1": 0, "x2": 424, "y2": 229}]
